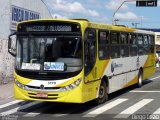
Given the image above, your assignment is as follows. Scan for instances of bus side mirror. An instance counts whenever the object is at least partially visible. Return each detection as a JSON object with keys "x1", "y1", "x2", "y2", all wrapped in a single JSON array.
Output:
[{"x1": 8, "y1": 32, "x2": 17, "y2": 57}]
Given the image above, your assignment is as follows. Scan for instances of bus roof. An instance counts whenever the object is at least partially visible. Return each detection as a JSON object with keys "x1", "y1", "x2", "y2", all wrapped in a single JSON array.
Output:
[{"x1": 17, "y1": 18, "x2": 155, "y2": 35}]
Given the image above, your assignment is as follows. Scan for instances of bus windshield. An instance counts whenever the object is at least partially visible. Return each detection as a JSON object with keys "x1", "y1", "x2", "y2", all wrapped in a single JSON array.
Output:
[{"x1": 16, "y1": 36, "x2": 83, "y2": 72}]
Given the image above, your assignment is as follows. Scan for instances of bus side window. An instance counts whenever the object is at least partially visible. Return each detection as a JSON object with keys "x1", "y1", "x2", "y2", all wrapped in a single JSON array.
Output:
[
  {"x1": 98, "y1": 30, "x2": 110, "y2": 60},
  {"x1": 149, "y1": 35, "x2": 155, "y2": 54},
  {"x1": 144, "y1": 35, "x2": 149, "y2": 55},
  {"x1": 138, "y1": 34, "x2": 144, "y2": 55},
  {"x1": 84, "y1": 28, "x2": 97, "y2": 75},
  {"x1": 110, "y1": 31, "x2": 120, "y2": 58},
  {"x1": 120, "y1": 33, "x2": 129, "y2": 57},
  {"x1": 130, "y1": 34, "x2": 137, "y2": 56}
]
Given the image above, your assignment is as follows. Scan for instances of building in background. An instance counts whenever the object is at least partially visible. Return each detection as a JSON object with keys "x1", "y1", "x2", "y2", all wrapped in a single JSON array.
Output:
[{"x1": 0, "y1": 0, "x2": 51, "y2": 83}]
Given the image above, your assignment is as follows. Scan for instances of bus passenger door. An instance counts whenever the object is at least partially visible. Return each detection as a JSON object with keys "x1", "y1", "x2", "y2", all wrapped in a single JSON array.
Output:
[{"x1": 84, "y1": 28, "x2": 97, "y2": 83}]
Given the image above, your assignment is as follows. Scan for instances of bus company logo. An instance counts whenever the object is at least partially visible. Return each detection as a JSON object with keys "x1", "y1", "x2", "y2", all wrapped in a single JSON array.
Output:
[
  {"x1": 44, "y1": 62, "x2": 51, "y2": 70},
  {"x1": 111, "y1": 62, "x2": 123, "y2": 73},
  {"x1": 40, "y1": 84, "x2": 45, "y2": 90}
]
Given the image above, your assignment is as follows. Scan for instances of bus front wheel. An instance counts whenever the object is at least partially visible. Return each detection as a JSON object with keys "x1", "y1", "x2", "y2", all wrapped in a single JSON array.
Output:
[{"x1": 94, "y1": 80, "x2": 108, "y2": 104}]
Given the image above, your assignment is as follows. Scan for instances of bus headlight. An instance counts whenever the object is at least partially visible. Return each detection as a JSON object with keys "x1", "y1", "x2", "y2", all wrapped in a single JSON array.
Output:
[
  {"x1": 15, "y1": 80, "x2": 26, "y2": 90},
  {"x1": 60, "y1": 78, "x2": 82, "y2": 91}
]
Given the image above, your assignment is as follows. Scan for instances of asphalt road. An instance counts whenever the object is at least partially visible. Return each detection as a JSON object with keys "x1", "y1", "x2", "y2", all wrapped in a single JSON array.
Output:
[{"x1": 1, "y1": 69, "x2": 160, "y2": 120}]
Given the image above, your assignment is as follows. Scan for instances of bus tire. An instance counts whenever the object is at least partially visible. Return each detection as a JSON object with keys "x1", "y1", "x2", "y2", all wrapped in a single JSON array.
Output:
[
  {"x1": 137, "y1": 70, "x2": 143, "y2": 88},
  {"x1": 94, "y1": 80, "x2": 108, "y2": 105}
]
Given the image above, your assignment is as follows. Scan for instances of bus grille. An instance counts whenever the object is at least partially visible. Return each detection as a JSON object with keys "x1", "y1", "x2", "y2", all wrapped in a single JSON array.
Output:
[{"x1": 26, "y1": 85, "x2": 61, "y2": 90}]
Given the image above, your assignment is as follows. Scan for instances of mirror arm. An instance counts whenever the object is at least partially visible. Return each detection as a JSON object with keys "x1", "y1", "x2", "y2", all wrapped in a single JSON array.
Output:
[
  {"x1": 8, "y1": 32, "x2": 17, "y2": 38},
  {"x1": 8, "y1": 49, "x2": 16, "y2": 57}
]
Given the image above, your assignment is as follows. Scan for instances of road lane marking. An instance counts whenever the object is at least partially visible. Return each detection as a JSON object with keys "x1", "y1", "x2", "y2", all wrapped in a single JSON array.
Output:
[
  {"x1": 54, "y1": 114, "x2": 68, "y2": 117},
  {"x1": 0, "y1": 100, "x2": 23, "y2": 109},
  {"x1": 23, "y1": 105, "x2": 50, "y2": 117},
  {"x1": 114, "y1": 99, "x2": 153, "y2": 119},
  {"x1": 83, "y1": 98, "x2": 128, "y2": 118},
  {"x1": 153, "y1": 108, "x2": 160, "y2": 114},
  {"x1": 150, "y1": 76, "x2": 160, "y2": 81},
  {"x1": 0, "y1": 101, "x2": 41, "y2": 116},
  {"x1": 130, "y1": 90, "x2": 160, "y2": 93},
  {"x1": 0, "y1": 107, "x2": 19, "y2": 116},
  {"x1": 24, "y1": 112, "x2": 41, "y2": 117},
  {"x1": 18, "y1": 101, "x2": 41, "y2": 111}
]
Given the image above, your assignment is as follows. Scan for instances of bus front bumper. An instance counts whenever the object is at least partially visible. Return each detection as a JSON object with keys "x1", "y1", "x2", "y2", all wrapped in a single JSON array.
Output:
[{"x1": 14, "y1": 83, "x2": 84, "y2": 103}]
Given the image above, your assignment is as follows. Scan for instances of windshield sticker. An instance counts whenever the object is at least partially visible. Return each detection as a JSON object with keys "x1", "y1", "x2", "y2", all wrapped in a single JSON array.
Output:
[
  {"x1": 44, "y1": 62, "x2": 64, "y2": 71},
  {"x1": 21, "y1": 63, "x2": 40, "y2": 70}
]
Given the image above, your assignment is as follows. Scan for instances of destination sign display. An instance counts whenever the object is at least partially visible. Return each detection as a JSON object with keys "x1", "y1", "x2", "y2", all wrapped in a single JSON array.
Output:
[
  {"x1": 18, "y1": 22, "x2": 81, "y2": 32},
  {"x1": 26, "y1": 25, "x2": 72, "y2": 32}
]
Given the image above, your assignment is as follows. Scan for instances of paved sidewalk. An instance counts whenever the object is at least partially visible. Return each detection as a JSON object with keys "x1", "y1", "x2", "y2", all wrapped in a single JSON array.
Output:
[{"x1": 0, "y1": 81, "x2": 14, "y2": 100}]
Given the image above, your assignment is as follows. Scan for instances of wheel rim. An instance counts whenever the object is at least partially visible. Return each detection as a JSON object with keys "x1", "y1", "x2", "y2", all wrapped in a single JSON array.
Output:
[
  {"x1": 139, "y1": 74, "x2": 142, "y2": 85},
  {"x1": 99, "y1": 85, "x2": 105, "y2": 99}
]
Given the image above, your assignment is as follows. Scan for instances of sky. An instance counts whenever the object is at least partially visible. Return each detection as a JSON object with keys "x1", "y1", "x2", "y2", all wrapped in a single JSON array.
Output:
[{"x1": 43, "y1": 0, "x2": 160, "y2": 28}]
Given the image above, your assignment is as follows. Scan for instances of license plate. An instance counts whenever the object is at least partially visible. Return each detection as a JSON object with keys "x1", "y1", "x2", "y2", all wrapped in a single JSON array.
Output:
[{"x1": 36, "y1": 93, "x2": 48, "y2": 98}]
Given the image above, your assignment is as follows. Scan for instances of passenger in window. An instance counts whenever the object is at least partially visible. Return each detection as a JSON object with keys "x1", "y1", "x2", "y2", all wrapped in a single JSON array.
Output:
[
  {"x1": 121, "y1": 49, "x2": 124, "y2": 56},
  {"x1": 132, "y1": 36, "x2": 136, "y2": 45}
]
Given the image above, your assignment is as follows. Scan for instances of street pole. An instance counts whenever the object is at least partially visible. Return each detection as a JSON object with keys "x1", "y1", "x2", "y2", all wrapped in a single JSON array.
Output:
[
  {"x1": 112, "y1": 0, "x2": 127, "y2": 25},
  {"x1": 41, "y1": 0, "x2": 53, "y2": 18},
  {"x1": 112, "y1": 0, "x2": 155, "y2": 25}
]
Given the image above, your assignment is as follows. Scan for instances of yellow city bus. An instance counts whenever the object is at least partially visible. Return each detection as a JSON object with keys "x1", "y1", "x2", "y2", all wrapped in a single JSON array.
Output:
[{"x1": 8, "y1": 19, "x2": 156, "y2": 104}]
